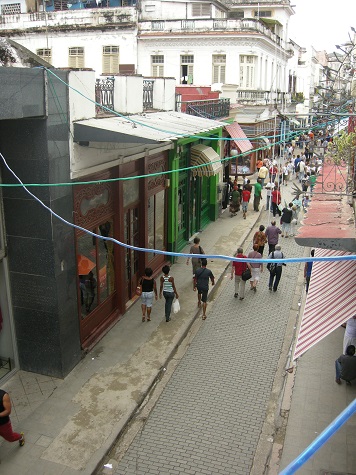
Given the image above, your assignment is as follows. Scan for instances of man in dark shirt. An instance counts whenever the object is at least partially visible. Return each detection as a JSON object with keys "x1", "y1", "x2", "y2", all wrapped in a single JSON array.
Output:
[
  {"x1": 335, "y1": 345, "x2": 356, "y2": 385},
  {"x1": 194, "y1": 258, "x2": 215, "y2": 320}
]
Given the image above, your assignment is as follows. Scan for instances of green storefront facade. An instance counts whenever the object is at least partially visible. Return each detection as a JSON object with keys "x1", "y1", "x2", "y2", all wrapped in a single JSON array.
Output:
[{"x1": 166, "y1": 127, "x2": 223, "y2": 256}]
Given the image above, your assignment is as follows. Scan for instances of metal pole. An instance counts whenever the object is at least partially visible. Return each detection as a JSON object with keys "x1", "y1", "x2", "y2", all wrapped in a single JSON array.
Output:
[{"x1": 279, "y1": 399, "x2": 356, "y2": 475}]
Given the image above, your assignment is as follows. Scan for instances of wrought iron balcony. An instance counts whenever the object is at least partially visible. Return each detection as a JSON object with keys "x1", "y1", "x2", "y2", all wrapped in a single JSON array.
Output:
[
  {"x1": 95, "y1": 77, "x2": 153, "y2": 114},
  {"x1": 175, "y1": 97, "x2": 230, "y2": 119},
  {"x1": 95, "y1": 77, "x2": 115, "y2": 116}
]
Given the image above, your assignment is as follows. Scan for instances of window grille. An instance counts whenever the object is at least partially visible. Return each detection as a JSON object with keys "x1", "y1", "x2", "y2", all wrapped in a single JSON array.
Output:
[{"x1": 1, "y1": 3, "x2": 20, "y2": 14}]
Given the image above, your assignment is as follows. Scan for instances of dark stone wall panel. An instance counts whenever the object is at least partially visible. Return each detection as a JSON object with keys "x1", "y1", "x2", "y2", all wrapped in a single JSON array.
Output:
[
  {"x1": 10, "y1": 273, "x2": 58, "y2": 313},
  {"x1": 0, "y1": 69, "x2": 45, "y2": 120},
  {"x1": 4, "y1": 197, "x2": 53, "y2": 240},
  {"x1": 14, "y1": 306, "x2": 59, "y2": 344},
  {"x1": 17, "y1": 338, "x2": 63, "y2": 378},
  {"x1": 8, "y1": 237, "x2": 55, "y2": 276}
]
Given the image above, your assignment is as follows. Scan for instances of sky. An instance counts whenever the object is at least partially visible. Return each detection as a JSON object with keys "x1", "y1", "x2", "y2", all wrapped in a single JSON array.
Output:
[{"x1": 288, "y1": 0, "x2": 355, "y2": 52}]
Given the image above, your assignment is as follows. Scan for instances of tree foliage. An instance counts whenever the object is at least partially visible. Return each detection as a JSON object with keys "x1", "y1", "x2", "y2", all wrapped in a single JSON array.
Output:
[{"x1": 328, "y1": 130, "x2": 356, "y2": 166}]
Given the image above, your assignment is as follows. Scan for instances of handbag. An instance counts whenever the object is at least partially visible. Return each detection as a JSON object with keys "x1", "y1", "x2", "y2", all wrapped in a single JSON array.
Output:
[
  {"x1": 172, "y1": 299, "x2": 180, "y2": 314},
  {"x1": 241, "y1": 268, "x2": 252, "y2": 281},
  {"x1": 136, "y1": 279, "x2": 142, "y2": 296}
]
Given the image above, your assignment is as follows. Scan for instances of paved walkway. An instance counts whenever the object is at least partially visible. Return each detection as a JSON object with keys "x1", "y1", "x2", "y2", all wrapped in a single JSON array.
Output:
[
  {"x1": 0, "y1": 173, "x2": 275, "y2": 475},
  {"x1": 110, "y1": 190, "x2": 305, "y2": 475},
  {"x1": 2, "y1": 171, "x2": 353, "y2": 475},
  {"x1": 278, "y1": 328, "x2": 356, "y2": 475}
]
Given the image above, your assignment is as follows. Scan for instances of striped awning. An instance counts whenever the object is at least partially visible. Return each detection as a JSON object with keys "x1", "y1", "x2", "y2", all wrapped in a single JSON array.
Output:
[
  {"x1": 293, "y1": 248, "x2": 356, "y2": 360},
  {"x1": 225, "y1": 122, "x2": 253, "y2": 154},
  {"x1": 190, "y1": 144, "x2": 222, "y2": 177}
]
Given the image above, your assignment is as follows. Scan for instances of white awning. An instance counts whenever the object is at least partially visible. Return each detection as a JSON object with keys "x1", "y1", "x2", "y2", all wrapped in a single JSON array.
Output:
[
  {"x1": 190, "y1": 144, "x2": 222, "y2": 177},
  {"x1": 293, "y1": 248, "x2": 356, "y2": 360}
]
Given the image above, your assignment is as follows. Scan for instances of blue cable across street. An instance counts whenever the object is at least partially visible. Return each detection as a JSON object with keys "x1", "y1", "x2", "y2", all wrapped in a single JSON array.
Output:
[{"x1": 279, "y1": 399, "x2": 356, "y2": 474}]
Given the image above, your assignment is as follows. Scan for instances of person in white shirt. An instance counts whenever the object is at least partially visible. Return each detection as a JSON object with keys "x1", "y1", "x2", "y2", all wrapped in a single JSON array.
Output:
[{"x1": 298, "y1": 159, "x2": 305, "y2": 182}]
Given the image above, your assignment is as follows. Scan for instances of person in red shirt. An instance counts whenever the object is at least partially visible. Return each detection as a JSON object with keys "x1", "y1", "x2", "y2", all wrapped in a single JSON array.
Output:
[
  {"x1": 271, "y1": 186, "x2": 281, "y2": 217},
  {"x1": 0, "y1": 389, "x2": 25, "y2": 446},
  {"x1": 241, "y1": 186, "x2": 251, "y2": 219},
  {"x1": 230, "y1": 248, "x2": 252, "y2": 300}
]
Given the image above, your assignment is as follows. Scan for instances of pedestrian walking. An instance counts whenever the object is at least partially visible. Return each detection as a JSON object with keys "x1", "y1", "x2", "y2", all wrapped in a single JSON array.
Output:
[
  {"x1": 230, "y1": 247, "x2": 251, "y2": 300},
  {"x1": 159, "y1": 265, "x2": 179, "y2": 322},
  {"x1": 186, "y1": 237, "x2": 205, "y2": 283},
  {"x1": 253, "y1": 179, "x2": 262, "y2": 212},
  {"x1": 139, "y1": 267, "x2": 158, "y2": 322},
  {"x1": 267, "y1": 245, "x2": 285, "y2": 292},
  {"x1": 247, "y1": 244, "x2": 263, "y2": 292},
  {"x1": 290, "y1": 205, "x2": 299, "y2": 236},
  {"x1": 193, "y1": 258, "x2": 215, "y2": 320},
  {"x1": 271, "y1": 186, "x2": 281, "y2": 217},
  {"x1": 265, "y1": 182, "x2": 274, "y2": 212},
  {"x1": 304, "y1": 249, "x2": 315, "y2": 293},
  {"x1": 241, "y1": 185, "x2": 251, "y2": 219},
  {"x1": 302, "y1": 194, "x2": 310, "y2": 212},
  {"x1": 258, "y1": 163, "x2": 269, "y2": 187},
  {"x1": 253, "y1": 224, "x2": 267, "y2": 256},
  {"x1": 335, "y1": 345, "x2": 356, "y2": 385},
  {"x1": 280, "y1": 202, "x2": 293, "y2": 237},
  {"x1": 0, "y1": 389, "x2": 25, "y2": 446},
  {"x1": 343, "y1": 316, "x2": 356, "y2": 355},
  {"x1": 265, "y1": 220, "x2": 282, "y2": 254},
  {"x1": 229, "y1": 186, "x2": 241, "y2": 216}
]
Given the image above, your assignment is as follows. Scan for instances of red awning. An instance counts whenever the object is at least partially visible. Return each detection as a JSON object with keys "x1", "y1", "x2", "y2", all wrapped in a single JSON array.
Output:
[
  {"x1": 225, "y1": 122, "x2": 253, "y2": 154},
  {"x1": 293, "y1": 248, "x2": 356, "y2": 360}
]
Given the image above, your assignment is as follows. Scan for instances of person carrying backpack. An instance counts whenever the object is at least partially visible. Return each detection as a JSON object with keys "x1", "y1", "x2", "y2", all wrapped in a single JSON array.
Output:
[{"x1": 267, "y1": 245, "x2": 285, "y2": 292}]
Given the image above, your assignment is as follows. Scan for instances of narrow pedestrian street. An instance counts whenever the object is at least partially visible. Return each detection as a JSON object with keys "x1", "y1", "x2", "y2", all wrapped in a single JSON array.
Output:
[{"x1": 112, "y1": 194, "x2": 304, "y2": 475}]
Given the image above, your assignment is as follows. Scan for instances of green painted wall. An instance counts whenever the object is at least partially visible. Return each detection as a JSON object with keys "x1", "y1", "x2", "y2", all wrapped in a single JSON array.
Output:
[{"x1": 166, "y1": 126, "x2": 224, "y2": 258}]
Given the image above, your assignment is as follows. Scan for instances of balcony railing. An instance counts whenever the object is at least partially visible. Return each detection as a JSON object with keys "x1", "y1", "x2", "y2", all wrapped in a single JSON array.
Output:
[
  {"x1": 0, "y1": 7, "x2": 136, "y2": 30},
  {"x1": 95, "y1": 77, "x2": 115, "y2": 115},
  {"x1": 175, "y1": 97, "x2": 230, "y2": 120},
  {"x1": 236, "y1": 89, "x2": 290, "y2": 104},
  {"x1": 143, "y1": 79, "x2": 154, "y2": 110},
  {"x1": 141, "y1": 18, "x2": 286, "y2": 49}
]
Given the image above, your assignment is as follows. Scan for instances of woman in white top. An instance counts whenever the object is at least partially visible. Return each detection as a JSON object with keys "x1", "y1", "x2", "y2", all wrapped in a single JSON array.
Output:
[{"x1": 159, "y1": 265, "x2": 179, "y2": 322}]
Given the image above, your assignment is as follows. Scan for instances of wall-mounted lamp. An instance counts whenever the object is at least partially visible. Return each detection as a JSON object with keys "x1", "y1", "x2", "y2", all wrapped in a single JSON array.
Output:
[
  {"x1": 165, "y1": 178, "x2": 170, "y2": 188},
  {"x1": 230, "y1": 148, "x2": 238, "y2": 157}
]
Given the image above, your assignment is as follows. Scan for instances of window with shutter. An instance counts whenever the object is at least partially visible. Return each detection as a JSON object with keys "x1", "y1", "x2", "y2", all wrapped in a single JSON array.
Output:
[
  {"x1": 187, "y1": 64, "x2": 193, "y2": 84},
  {"x1": 212, "y1": 55, "x2": 226, "y2": 84},
  {"x1": 151, "y1": 55, "x2": 164, "y2": 77},
  {"x1": 37, "y1": 48, "x2": 52, "y2": 65},
  {"x1": 239, "y1": 55, "x2": 256, "y2": 89},
  {"x1": 254, "y1": 10, "x2": 272, "y2": 17},
  {"x1": 192, "y1": 3, "x2": 211, "y2": 17},
  {"x1": 102, "y1": 46, "x2": 119, "y2": 74},
  {"x1": 69, "y1": 47, "x2": 84, "y2": 69},
  {"x1": 180, "y1": 56, "x2": 194, "y2": 84}
]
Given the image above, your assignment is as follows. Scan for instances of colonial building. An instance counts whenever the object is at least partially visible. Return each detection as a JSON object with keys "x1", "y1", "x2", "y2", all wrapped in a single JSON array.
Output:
[{"x1": 0, "y1": 43, "x2": 226, "y2": 380}]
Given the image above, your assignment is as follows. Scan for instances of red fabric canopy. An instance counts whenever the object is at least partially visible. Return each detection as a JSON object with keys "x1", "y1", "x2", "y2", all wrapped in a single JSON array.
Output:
[
  {"x1": 225, "y1": 122, "x2": 253, "y2": 154},
  {"x1": 293, "y1": 248, "x2": 356, "y2": 360}
]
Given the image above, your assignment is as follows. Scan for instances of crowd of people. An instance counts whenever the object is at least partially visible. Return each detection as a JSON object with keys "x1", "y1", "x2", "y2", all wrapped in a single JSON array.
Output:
[{"x1": 226, "y1": 143, "x2": 322, "y2": 221}]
